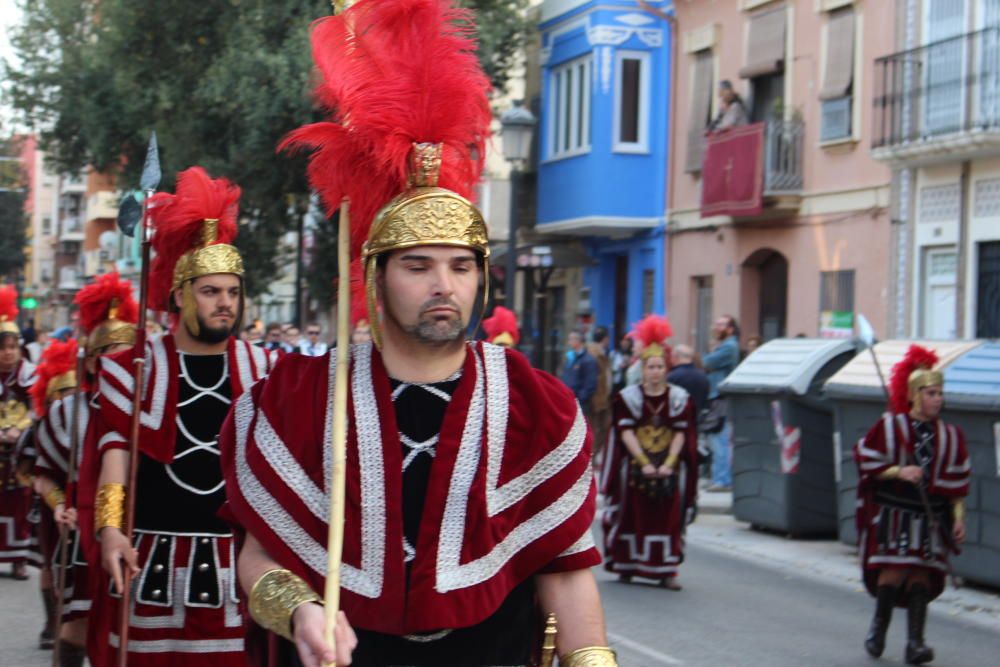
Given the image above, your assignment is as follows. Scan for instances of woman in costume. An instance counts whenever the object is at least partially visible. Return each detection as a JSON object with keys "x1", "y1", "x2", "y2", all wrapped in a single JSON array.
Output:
[{"x1": 600, "y1": 315, "x2": 698, "y2": 589}]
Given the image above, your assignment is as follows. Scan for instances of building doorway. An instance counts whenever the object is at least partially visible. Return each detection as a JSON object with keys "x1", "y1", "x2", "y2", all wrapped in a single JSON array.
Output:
[
  {"x1": 977, "y1": 241, "x2": 1000, "y2": 338},
  {"x1": 614, "y1": 255, "x2": 629, "y2": 344},
  {"x1": 693, "y1": 276, "x2": 714, "y2": 357},
  {"x1": 743, "y1": 248, "x2": 788, "y2": 341}
]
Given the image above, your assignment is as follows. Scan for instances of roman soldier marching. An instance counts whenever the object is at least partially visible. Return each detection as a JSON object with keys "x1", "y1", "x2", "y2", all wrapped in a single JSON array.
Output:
[
  {"x1": 0, "y1": 284, "x2": 39, "y2": 580},
  {"x1": 855, "y1": 344, "x2": 971, "y2": 665},
  {"x1": 31, "y1": 273, "x2": 139, "y2": 667},
  {"x1": 219, "y1": 1, "x2": 616, "y2": 666},
  {"x1": 88, "y1": 167, "x2": 272, "y2": 666},
  {"x1": 599, "y1": 315, "x2": 698, "y2": 590}
]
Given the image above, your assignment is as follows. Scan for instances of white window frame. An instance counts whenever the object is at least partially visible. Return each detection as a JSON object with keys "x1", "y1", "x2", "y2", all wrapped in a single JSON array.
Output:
[
  {"x1": 547, "y1": 55, "x2": 593, "y2": 161},
  {"x1": 612, "y1": 50, "x2": 651, "y2": 154}
]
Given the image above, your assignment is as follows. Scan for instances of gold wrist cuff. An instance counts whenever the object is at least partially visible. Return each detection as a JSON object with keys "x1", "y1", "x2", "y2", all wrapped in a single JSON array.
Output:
[
  {"x1": 95, "y1": 483, "x2": 126, "y2": 535},
  {"x1": 44, "y1": 487, "x2": 66, "y2": 511},
  {"x1": 665, "y1": 454, "x2": 679, "y2": 469},
  {"x1": 877, "y1": 465, "x2": 900, "y2": 481},
  {"x1": 249, "y1": 569, "x2": 321, "y2": 642},
  {"x1": 560, "y1": 646, "x2": 618, "y2": 666},
  {"x1": 634, "y1": 452, "x2": 651, "y2": 467},
  {"x1": 953, "y1": 500, "x2": 966, "y2": 523}
]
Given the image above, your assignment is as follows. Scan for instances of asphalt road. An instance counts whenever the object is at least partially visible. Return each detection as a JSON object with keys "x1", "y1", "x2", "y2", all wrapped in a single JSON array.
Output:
[
  {"x1": 599, "y1": 541, "x2": 1000, "y2": 667},
  {"x1": 3, "y1": 536, "x2": 1000, "y2": 667}
]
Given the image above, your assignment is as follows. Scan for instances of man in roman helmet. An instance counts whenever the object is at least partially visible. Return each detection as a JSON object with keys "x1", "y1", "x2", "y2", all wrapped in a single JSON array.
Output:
[
  {"x1": 219, "y1": 2, "x2": 614, "y2": 666},
  {"x1": 30, "y1": 273, "x2": 138, "y2": 667},
  {"x1": 88, "y1": 167, "x2": 272, "y2": 666},
  {"x1": 0, "y1": 284, "x2": 39, "y2": 581},
  {"x1": 599, "y1": 316, "x2": 698, "y2": 590},
  {"x1": 855, "y1": 345, "x2": 970, "y2": 665}
]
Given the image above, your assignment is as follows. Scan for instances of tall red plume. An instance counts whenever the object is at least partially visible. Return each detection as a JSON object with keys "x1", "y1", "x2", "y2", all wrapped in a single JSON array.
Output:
[
  {"x1": 483, "y1": 306, "x2": 520, "y2": 344},
  {"x1": 280, "y1": 0, "x2": 492, "y2": 261},
  {"x1": 30, "y1": 339, "x2": 78, "y2": 417},
  {"x1": 148, "y1": 167, "x2": 242, "y2": 311},
  {"x1": 74, "y1": 272, "x2": 138, "y2": 334},
  {"x1": 630, "y1": 315, "x2": 674, "y2": 349},
  {"x1": 0, "y1": 284, "x2": 18, "y2": 323},
  {"x1": 889, "y1": 344, "x2": 940, "y2": 414}
]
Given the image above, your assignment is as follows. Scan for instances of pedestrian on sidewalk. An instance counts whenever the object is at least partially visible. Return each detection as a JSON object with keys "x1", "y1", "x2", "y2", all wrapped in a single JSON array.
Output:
[
  {"x1": 855, "y1": 345, "x2": 970, "y2": 665},
  {"x1": 600, "y1": 316, "x2": 698, "y2": 590},
  {"x1": 587, "y1": 326, "x2": 613, "y2": 465},
  {"x1": 609, "y1": 334, "x2": 633, "y2": 394},
  {"x1": 669, "y1": 344, "x2": 710, "y2": 472},
  {"x1": 703, "y1": 315, "x2": 740, "y2": 491},
  {"x1": 561, "y1": 329, "x2": 598, "y2": 414}
]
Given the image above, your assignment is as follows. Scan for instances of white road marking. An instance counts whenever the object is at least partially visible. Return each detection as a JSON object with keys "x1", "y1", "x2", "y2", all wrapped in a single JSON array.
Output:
[{"x1": 608, "y1": 630, "x2": 684, "y2": 665}]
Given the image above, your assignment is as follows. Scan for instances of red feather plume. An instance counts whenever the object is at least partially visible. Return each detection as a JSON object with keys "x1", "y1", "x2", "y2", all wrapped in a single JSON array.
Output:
[
  {"x1": 30, "y1": 339, "x2": 78, "y2": 417},
  {"x1": 483, "y1": 306, "x2": 520, "y2": 344},
  {"x1": 148, "y1": 167, "x2": 241, "y2": 312},
  {"x1": 889, "y1": 344, "x2": 940, "y2": 414},
  {"x1": 630, "y1": 315, "x2": 674, "y2": 349},
  {"x1": 74, "y1": 272, "x2": 138, "y2": 334},
  {"x1": 280, "y1": 0, "x2": 492, "y2": 261},
  {"x1": 0, "y1": 284, "x2": 18, "y2": 324}
]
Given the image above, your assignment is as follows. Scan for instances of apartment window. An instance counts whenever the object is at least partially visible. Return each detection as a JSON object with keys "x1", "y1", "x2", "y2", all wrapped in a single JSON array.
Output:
[
  {"x1": 820, "y1": 270, "x2": 855, "y2": 312},
  {"x1": 922, "y1": 247, "x2": 958, "y2": 339},
  {"x1": 549, "y1": 55, "x2": 592, "y2": 159},
  {"x1": 977, "y1": 241, "x2": 1000, "y2": 338},
  {"x1": 614, "y1": 51, "x2": 650, "y2": 152},
  {"x1": 820, "y1": 7, "x2": 856, "y2": 142},
  {"x1": 740, "y1": 6, "x2": 787, "y2": 121},
  {"x1": 41, "y1": 216, "x2": 52, "y2": 235},
  {"x1": 685, "y1": 50, "x2": 715, "y2": 172}
]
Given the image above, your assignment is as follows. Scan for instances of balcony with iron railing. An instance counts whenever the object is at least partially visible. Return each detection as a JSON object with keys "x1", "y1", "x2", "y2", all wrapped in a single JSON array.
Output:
[
  {"x1": 699, "y1": 118, "x2": 804, "y2": 220},
  {"x1": 873, "y1": 27, "x2": 1000, "y2": 165}
]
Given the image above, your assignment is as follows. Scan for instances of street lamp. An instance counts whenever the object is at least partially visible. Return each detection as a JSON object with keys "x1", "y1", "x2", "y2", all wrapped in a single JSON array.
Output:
[{"x1": 499, "y1": 100, "x2": 536, "y2": 308}]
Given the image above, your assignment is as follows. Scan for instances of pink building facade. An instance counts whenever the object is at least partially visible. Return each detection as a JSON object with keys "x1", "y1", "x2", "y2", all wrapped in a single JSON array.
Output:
[{"x1": 667, "y1": 0, "x2": 895, "y2": 354}]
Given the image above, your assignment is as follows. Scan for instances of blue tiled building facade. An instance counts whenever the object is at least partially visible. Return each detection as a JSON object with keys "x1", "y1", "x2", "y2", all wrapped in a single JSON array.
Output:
[{"x1": 537, "y1": 0, "x2": 670, "y2": 342}]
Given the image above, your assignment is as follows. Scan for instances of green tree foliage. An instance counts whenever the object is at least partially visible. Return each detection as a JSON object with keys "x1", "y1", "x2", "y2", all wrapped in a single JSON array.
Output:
[{"x1": 5, "y1": 0, "x2": 530, "y2": 299}]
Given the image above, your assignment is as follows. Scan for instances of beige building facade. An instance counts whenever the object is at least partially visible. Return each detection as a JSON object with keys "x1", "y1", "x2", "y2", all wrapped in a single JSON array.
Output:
[{"x1": 667, "y1": 0, "x2": 895, "y2": 354}]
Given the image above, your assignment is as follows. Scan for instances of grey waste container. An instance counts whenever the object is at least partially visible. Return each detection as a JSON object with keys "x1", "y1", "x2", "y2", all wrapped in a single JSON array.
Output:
[
  {"x1": 823, "y1": 339, "x2": 981, "y2": 546},
  {"x1": 940, "y1": 342, "x2": 1000, "y2": 588},
  {"x1": 719, "y1": 338, "x2": 857, "y2": 537}
]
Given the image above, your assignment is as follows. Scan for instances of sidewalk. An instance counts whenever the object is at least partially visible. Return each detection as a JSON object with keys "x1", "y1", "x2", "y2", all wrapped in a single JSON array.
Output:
[{"x1": 687, "y1": 513, "x2": 1000, "y2": 632}]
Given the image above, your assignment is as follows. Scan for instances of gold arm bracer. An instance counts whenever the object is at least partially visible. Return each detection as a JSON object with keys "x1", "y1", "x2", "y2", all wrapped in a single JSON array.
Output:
[
  {"x1": 248, "y1": 569, "x2": 321, "y2": 642},
  {"x1": 877, "y1": 465, "x2": 901, "y2": 481},
  {"x1": 665, "y1": 453, "x2": 679, "y2": 469},
  {"x1": 95, "y1": 483, "x2": 126, "y2": 535},
  {"x1": 953, "y1": 499, "x2": 967, "y2": 523},
  {"x1": 560, "y1": 646, "x2": 619, "y2": 666},
  {"x1": 44, "y1": 487, "x2": 66, "y2": 511},
  {"x1": 633, "y1": 452, "x2": 651, "y2": 467}
]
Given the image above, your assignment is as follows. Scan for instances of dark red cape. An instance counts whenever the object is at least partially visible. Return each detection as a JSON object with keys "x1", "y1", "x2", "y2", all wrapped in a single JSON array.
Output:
[{"x1": 220, "y1": 342, "x2": 600, "y2": 638}]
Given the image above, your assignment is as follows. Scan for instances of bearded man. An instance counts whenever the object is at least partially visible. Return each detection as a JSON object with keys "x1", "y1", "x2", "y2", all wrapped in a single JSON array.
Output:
[{"x1": 87, "y1": 167, "x2": 273, "y2": 666}]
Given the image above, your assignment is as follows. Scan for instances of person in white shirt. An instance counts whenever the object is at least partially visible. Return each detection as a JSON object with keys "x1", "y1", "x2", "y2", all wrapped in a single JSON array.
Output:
[{"x1": 298, "y1": 323, "x2": 328, "y2": 356}]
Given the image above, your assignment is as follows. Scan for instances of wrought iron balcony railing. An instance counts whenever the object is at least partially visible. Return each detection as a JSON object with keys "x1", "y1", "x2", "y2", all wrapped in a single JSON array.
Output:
[{"x1": 873, "y1": 28, "x2": 1000, "y2": 150}]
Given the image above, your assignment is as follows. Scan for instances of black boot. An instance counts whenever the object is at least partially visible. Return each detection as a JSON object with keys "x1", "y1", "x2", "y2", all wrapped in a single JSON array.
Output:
[
  {"x1": 905, "y1": 583, "x2": 935, "y2": 664},
  {"x1": 865, "y1": 584, "x2": 898, "y2": 658},
  {"x1": 57, "y1": 640, "x2": 85, "y2": 667},
  {"x1": 39, "y1": 587, "x2": 56, "y2": 649}
]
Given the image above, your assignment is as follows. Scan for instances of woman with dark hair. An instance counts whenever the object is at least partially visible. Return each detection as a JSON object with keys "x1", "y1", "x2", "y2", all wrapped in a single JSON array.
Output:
[{"x1": 709, "y1": 80, "x2": 750, "y2": 131}]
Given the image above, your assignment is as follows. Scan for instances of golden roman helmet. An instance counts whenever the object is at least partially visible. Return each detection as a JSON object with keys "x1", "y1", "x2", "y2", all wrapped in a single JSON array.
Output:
[
  {"x1": 908, "y1": 368, "x2": 944, "y2": 403},
  {"x1": 640, "y1": 343, "x2": 667, "y2": 361},
  {"x1": 87, "y1": 317, "x2": 136, "y2": 356},
  {"x1": 46, "y1": 371, "x2": 77, "y2": 400},
  {"x1": 171, "y1": 218, "x2": 245, "y2": 337},
  {"x1": 360, "y1": 143, "x2": 490, "y2": 349}
]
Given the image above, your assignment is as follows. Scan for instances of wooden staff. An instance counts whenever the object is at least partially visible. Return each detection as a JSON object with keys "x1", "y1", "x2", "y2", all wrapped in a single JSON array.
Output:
[
  {"x1": 323, "y1": 199, "x2": 352, "y2": 666},
  {"x1": 51, "y1": 344, "x2": 86, "y2": 667},
  {"x1": 117, "y1": 186, "x2": 155, "y2": 667}
]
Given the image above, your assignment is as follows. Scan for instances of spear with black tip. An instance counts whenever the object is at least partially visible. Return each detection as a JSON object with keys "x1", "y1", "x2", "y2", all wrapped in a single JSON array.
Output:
[{"x1": 115, "y1": 132, "x2": 162, "y2": 667}]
